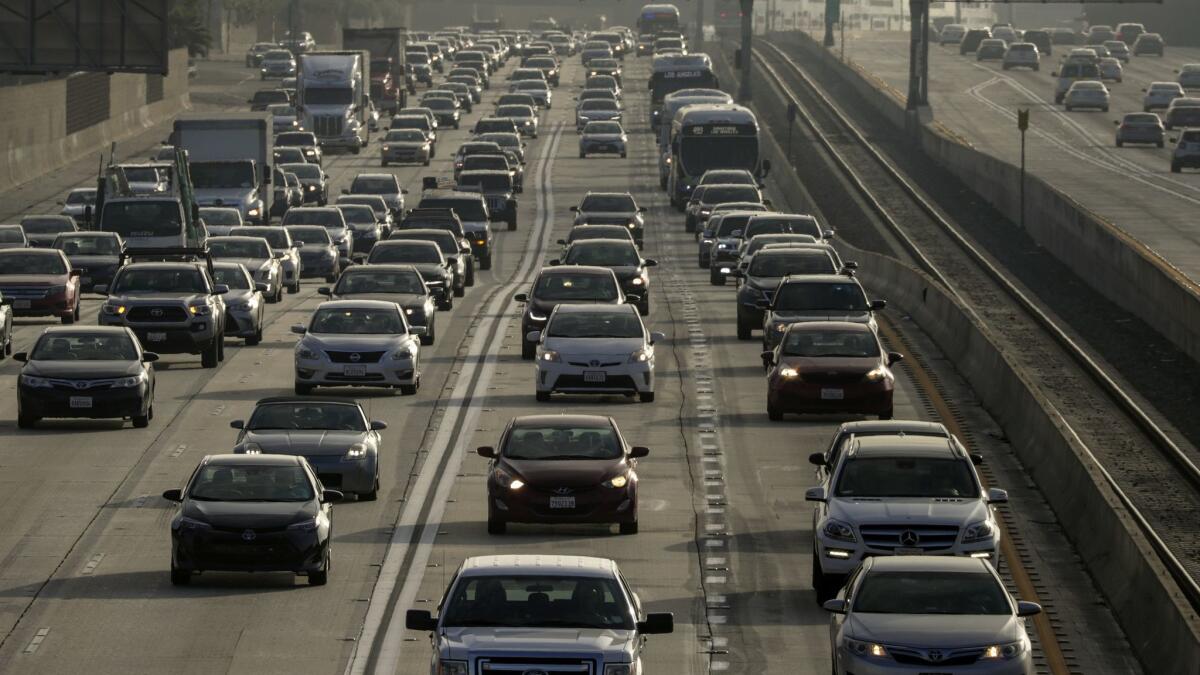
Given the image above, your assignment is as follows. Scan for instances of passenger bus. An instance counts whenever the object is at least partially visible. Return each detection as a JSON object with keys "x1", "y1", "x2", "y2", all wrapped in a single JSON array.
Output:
[
  {"x1": 648, "y1": 53, "x2": 719, "y2": 125},
  {"x1": 667, "y1": 104, "x2": 770, "y2": 208},
  {"x1": 637, "y1": 3, "x2": 681, "y2": 36},
  {"x1": 656, "y1": 91, "x2": 734, "y2": 188}
]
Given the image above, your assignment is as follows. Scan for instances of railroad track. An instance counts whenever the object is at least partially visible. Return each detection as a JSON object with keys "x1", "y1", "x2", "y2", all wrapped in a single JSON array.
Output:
[{"x1": 753, "y1": 38, "x2": 1200, "y2": 614}]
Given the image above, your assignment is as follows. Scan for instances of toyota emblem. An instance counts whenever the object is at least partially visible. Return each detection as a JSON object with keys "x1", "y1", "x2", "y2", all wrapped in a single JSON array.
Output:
[
  {"x1": 150, "y1": 308, "x2": 164, "y2": 318},
  {"x1": 899, "y1": 530, "x2": 920, "y2": 547},
  {"x1": 241, "y1": 529, "x2": 257, "y2": 542},
  {"x1": 350, "y1": 352, "x2": 361, "y2": 362},
  {"x1": 74, "y1": 381, "x2": 88, "y2": 390},
  {"x1": 553, "y1": 487, "x2": 574, "y2": 495},
  {"x1": 589, "y1": 360, "x2": 600, "y2": 367},
  {"x1": 927, "y1": 649, "x2": 944, "y2": 662}
]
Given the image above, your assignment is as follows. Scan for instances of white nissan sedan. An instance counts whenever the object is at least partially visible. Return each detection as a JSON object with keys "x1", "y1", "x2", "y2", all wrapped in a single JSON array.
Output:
[{"x1": 292, "y1": 300, "x2": 424, "y2": 395}]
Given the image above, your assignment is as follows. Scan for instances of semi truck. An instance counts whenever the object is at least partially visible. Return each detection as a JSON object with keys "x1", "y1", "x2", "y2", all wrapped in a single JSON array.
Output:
[
  {"x1": 297, "y1": 51, "x2": 371, "y2": 154},
  {"x1": 342, "y1": 27, "x2": 411, "y2": 114},
  {"x1": 170, "y1": 113, "x2": 273, "y2": 224}
]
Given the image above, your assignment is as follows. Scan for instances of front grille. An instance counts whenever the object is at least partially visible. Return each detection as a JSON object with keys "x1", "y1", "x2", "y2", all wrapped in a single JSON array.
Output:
[
  {"x1": 325, "y1": 350, "x2": 385, "y2": 363},
  {"x1": 313, "y1": 115, "x2": 343, "y2": 138},
  {"x1": 478, "y1": 657, "x2": 593, "y2": 674},
  {"x1": 0, "y1": 286, "x2": 49, "y2": 299},
  {"x1": 889, "y1": 646, "x2": 983, "y2": 667},
  {"x1": 800, "y1": 371, "x2": 866, "y2": 385},
  {"x1": 566, "y1": 359, "x2": 622, "y2": 367},
  {"x1": 48, "y1": 378, "x2": 118, "y2": 390},
  {"x1": 859, "y1": 524, "x2": 960, "y2": 552},
  {"x1": 127, "y1": 306, "x2": 189, "y2": 322},
  {"x1": 325, "y1": 372, "x2": 386, "y2": 382}
]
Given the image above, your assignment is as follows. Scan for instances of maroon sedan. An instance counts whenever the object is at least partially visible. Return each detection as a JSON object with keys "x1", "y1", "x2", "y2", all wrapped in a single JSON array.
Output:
[
  {"x1": 762, "y1": 321, "x2": 902, "y2": 421},
  {"x1": 0, "y1": 249, "x2": 81, "y2": 324},
  {"x1": 477, "y1": 414, "x2": 648, "y2": 535}
]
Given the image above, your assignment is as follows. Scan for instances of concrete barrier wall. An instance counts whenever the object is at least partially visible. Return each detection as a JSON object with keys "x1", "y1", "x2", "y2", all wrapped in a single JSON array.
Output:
[
  {"x1": 0, "y1": 48, "x2": 190, "y2": 194},
  {"x1": 786, "y1": 29, "x2": 1200, "y2": 367},
  {"x1": 848, "y1": 244, "x2": 1200, "y2": 675}
]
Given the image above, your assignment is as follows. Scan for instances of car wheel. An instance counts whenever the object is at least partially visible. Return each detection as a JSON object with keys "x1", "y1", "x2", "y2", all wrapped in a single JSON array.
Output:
[
  {"x1": 247, "y1": 327, "x2": 262, "y2": 346},
  {"x1": 1116, "y1": 140, "x2": 1123, "y2": 147},
  {"x1": 737, "y1": 321, "x2": 753, "y2": 341},
  {"x1": 638, "y1": 391, "x2": 654, "y2": 403},
  {"x1": 359, "y1": 478, "x2": 379, "y2": 502},
  {"x1": 580, "y1": 151, "x2": 586, "y2": 158},
  {"x1": 420, "y1": 323, "x2": 435, "y2": 346},
  {"x1": 170, "y1": 563, "x2": 191, "y2": 586},
  {"x1": 308, "y1": 551, "x2": 329, "y2": 586},
  {"x1": 710, "y1": 269, "x2": 726, "y2": 286},
  {"x1": 522, "y1": 339, "x2": 536, "y2": 360},
  {"x1": 217, "y1": 336, "x2": 225, "y2": 362},
  {"x1": 535, "y1": 390, "x2": 551, "y2": 402},
  {"x1": 487, "y1": 515, "x2": 507, "y2": 535},
  {"x1": 454, "y1": 283, "x2": 465, "y2": 298},
  {"x1": 132, "y1": 410, "x2": 150, "y2": 428},
  {"x1": 698, "y1": 255, "x2": 708, "y2": 269},
  {"x1": 481, "y1": 255, "x2": 493, "y2": 271},
  {"x1": 295, "y1": 382, "x2": 314, "y2": 395},
  {"x1": 381, "y1": 159, "x2": 388, "y2": 167},
  {"x1": 399, "y1": 378, "x2": 419, "y2": 396},
  {"x1": 767, "y1": 401, "x2": 783, "y2": 421},
  {"x1": 465, "y1": 263, "x2": 475, "y2": 287},
  {"x1": 17, "y1": 414, "x2": 38, "y2": 429},
  {"x1": 423, "y1": 157, "x2": 431, "y2": 166},
  {"x1": 1157, "y1": 141, "x2": 1164, "y2": 149},
  {"x1": 276, "y1": 285, "x2": 284, "y2": 303},
  {"x1": 619, "y1": 520, "x2": 638, "y2": 535},
  {"x1": 637, "y1": 298, "x2": 649, "y2": 316},
  {"x1": 813, "y1": 555, "x2": 837, "y2": 604},
  {"x1": 879, "y1": 407, "x2": 894, "y2": 421},
  {"x1": 685, "y1": 218, "x2": 696, "y2": 233},
  {"x1": 201, "y1": 339, "x2": 219, "y2": 368},
  {"x1": 1172, "y1": 162, "x2": 1182, "y2": 173},
  {"x1": 507, "y1": 217, "x2": 517, "y2": 232}
]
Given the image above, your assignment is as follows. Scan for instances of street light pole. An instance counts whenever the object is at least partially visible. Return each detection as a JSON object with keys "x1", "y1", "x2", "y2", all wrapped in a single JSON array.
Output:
[{"x1": 738, "y1": 0, "x2": 754, "y2": 102}]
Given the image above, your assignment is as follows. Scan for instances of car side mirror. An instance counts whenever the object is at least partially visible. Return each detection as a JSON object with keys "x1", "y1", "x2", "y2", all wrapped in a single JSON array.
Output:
[
  {"x1": 525, "y1": 330, "x2": 542, "y2": 343},
  {"x1": 629, "y1": 446, "x2": 650, "y2": 459},
  {"x1": 476, "y1": 445, "x2": 497, "y2": 458},
  {"x1": 214, "y1": 284, "x2": 230, "y2": 295},
  {"x1": 13, "y1": 352, "x2": 27, "y2": 362},
  {"x1": 1112, "y1": 120, "x2": 1120, "y2": 125},
  {"x1": 823, "y1": 229, "x2": 836, "y2": 240},
  {"x1": 988, "y1": 487, "x2": 1009, "y2": 504},
  {"x1": 649, "y1": 331, "x2": 665, "y2": 345},
  {"x1": 162, "y1": 488, "x2": 183, "y2": 502},
  {"x1": 887, "y1": 352, "x2": 904, "y2": 366},
  {"x1": 760, "y1": 350, "x2": 774, "y2": 367},
  {"x1": 409, "y1": 325, "x2": 428, "y2": 337},
  {"x1": 252, "y1": 282, "x2": 268, "y2": 293},
  {"x1": 69, "y1": 269, "x2": 80, "y2": 278},
  {"x1": 970, "y1": 452, "x2": 984, "y2": 466},
  {"x1": 513, "y1": 292, "x2": 528, "y2": 302},
  {"x1": 370, "y1": 420, "x2": 388, "y2": 431},
  {"x1": 1051, "y1": 71, "x2": 1058, "y2": 76},
  {"x1": 556, "y1": 239, "x2": 566, "y2": 245},
  {"x1": 141, "y1": 352, "x2": 160, "y2": 363},
  {"x1": 321, "y1": 489, "x2": 344, "y2": 503},
  {"x1": 644, "y1": 259, "x2": 658, "y2": 267},
  {"x1": 805, "y1": 486, "x2": 827, "y2": 502},
  {"x1": 569, "y1": 206, "x2": 578, "y2": 211},
  {"x1": 318, "y1": 287, "x2": 332, "y2": 296},
  {"x1": 548, "y1": 259, "x2": 560, "y2": 266},
  {"x1": 732, "y1": 269, "x2": 745, "y2": 278},
  {"x1": 809, "y1": 452, "x2": 827, "y2": 466},
  {"x1": 290, "y1": 324, "x2": 307, "y2": 335},
  {"x1": 761, "y1": 159, "x2": 772, "y2": 175},
  {"x1": 405, "y1": 609, "x2": 439, "y2": 631},
  {"x1": 637, "y1": 612, "x2": 673, "y2": 635},
  {"x1": 1017, "y1": 601, "x2": 1042, "y2": 617},
  {"x1": 870, "y1": 299, "x2": 887, "y2": 311},
  {"x1": 822, "y1": 599, "x2": 848, "y2": 614}
]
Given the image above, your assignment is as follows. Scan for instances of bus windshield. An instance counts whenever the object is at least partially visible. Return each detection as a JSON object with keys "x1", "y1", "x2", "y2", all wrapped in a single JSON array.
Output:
[
  {"x1": 680, "y1": 133, "x2": 758, "y2": 176},
  {"x1": 651, "y1": 70, "x2": 719, "y2": 103}
]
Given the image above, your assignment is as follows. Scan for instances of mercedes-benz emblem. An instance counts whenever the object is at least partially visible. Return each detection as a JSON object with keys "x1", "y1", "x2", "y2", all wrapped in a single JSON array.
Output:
[
  {"x1": 149, "y1": 308, "x2": 164, "y2": 318},
  {"x1": 927, "y1": 649, "x2": 944, "y2": 662},
  {"x1": 241, "y1": 529, "x2": 257, "y2": 542},
  {"x1": 553, "y1": 487, "x2": 574, "y2": 495},
  {"x1": 350, "y1": 352, "x2": 361, "y2": 362},
  {"x1": 899, "y1": 530, "x2": 920, "y2": 546}
]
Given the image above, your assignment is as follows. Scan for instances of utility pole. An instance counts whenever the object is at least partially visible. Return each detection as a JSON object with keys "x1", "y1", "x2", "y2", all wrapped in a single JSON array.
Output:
[
  {"x1": 824, "y1": 0, "x2": 839, "y2": 48},
  {"x1": 695, "y1": 0, "x2": 705, "y2": 46},
  {"x1": 738, "y1": 0, "x2": 754, "y2": 103},
  {"x1": 905, "y1": 0, "x2": 930, "y2": 111},
  {"x1": 1017, "y1": 109, "x2": 1029, "y2": 230}
]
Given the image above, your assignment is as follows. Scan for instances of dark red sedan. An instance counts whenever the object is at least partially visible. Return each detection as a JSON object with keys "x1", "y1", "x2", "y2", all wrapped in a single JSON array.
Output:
[
  {"x1": 762, "y1": 321, "x2": 902, "y2": 421},
  {"x1": 477, "y1": 414, "x2": 648, "y2": 535},
  {"x1": 0, "y1": 249, "x2": 82, "y2": 324}
]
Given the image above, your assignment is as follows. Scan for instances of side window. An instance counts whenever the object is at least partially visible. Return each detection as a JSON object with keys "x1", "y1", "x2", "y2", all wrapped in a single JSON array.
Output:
[{"x1": 617, "y1": 572, "x2": 641, "y2": 617}]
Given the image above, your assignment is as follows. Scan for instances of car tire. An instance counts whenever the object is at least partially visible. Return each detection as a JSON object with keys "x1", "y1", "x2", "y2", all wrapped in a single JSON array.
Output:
[
  {"x1": 1116, "y1": 140, "x2": 1123, "y2": 147},
  {"x1": 767, "y1": 401, "x2": 783, "y2": 421},
  {"x1": 424, "y1": 157, "x2": 431, "y2": 166},
  {"x1": 295, "y1": 382, "x2": 314, "y2": 395},
  {"x1": 619, "y1": 520, "x2": 638, "y2": 535},
  {"x1": 246, "y1": 326, "x2": 262, "y2": 346},
  {"x1": 454, "y1": 283, "x2": 465, "y2": 298},
  {"x1": 580, "y1": 151, "x2": 586, "y2": 158},
  {"x1": 620, "y1": 152, "x2": 627, "y2": 158},
  {"x1": 698, "y1": 255, "x2": 708, "y2": 269},
  {"x1": 17, "y1": 414, "x2": 38, "y2": 429},
  {"x1": 132, "y1": 409, "x2": 150, "y2": 428},
  {"x1": 487, "y1": 515, "x2": 507, "y2": 535},
  {"x1": 685, "y1": 218, "x2": 696, "y2": 233},
  {"x1": 438, "y1": 296, "x2": 453, "y2": 311},
  {"x1": 465, "y1": 263, "x2": 475, "y2": 287},
  {"x1": 421, "y1": 323, "x2": 435, "y2": 346},
  {"x1": 359, "y1": 478, "x2": 380, "y2": 502},
  {"x1": 351, "y1": 144, "x2": 360, "y2": 155},
  {"x1": 62, "y1": 300, "x2": 79, "y2": 325},
  {"x1": 201, "y1": 339, "x2": 219, "y2": 368},
  {"x1": 737, "y1": 322, "x2": 753, "y2": 341},
  {"x1": 535, "y1": 390, "x2": 551, "y2": 402},
  {"x1": 1172, "y1": 162, "x2": 1182, "y2": 173},
  {"x1": 481, "y1": 255, "x2": 493, "y2": 271},
  {"x1": 507, "y1": 217, "x2": 517, "y2": 231},
  {"x1": 637, "y1": 298, "x2": 649, "y2": 316},
  {"x1": 381, "y1": 159, "x2": 388, "y2": 167},
  {"x1": 217, "y1": 336, "x2": 225, "y2": 362},
  {"x1": 812, "y1": 555, "x2": 836, "y2": 605},
  {"x1": 521, "y1": 339, "x2": 536, "y2": 360},
  {"x1": 399, "y1": 376, "x2": 419, "y2": 396},
  {"x1": 170, "y1": 563, "x2": 191, "y2": 586},
  {"x1": 638, "y1": 391, "x2": 654, "y2": 403},
  {"x1": 1102, "y1": 106, "x2": 1109, "y2": 112},
  {"x1": 308, "y1": 552, "x2": 329, "y2": 586},
  {"x1": 1157, "y1": 141, "x2": 1164, "y2": 149},
  {"x1": 710, "y1": 269, "x2": 725, "y2": 286}
]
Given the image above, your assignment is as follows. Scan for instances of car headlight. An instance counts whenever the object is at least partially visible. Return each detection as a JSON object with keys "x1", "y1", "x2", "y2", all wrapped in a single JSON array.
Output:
[
  {"x1": 176, "y1": 516, "x2": 212, "y2": 532},
  {"x1": 102, "y1": 303, "x2": 127, "y2": 315},
  {"x1": 843, "y1": 637, "x2": 888, "y2": 659},
  {"x1": 862, "y1": 367, "x2": 889, "y2": 382},
  {"x1": 962, "y1": 519, "x2": 996, "y2": 544},
  {"x1": 304, "y1": 149, "x2": 316, "y2": 156},
  {"x1": 287, "y1": 517, "x2": 319, "y2": 532},
  {"x1": 391, "y1": 349, "x2": 414, "y2": 361},
  {"x1": 242, "y1": 441, "x2": 264, "y2": 454},
  {"x1": 435, "y1": 660, "x2": 468, "y2": 675},
  {"x1": 382, "y1": 145, "x2": 391, "y2": 151},
  {"x1": 247, "y1": 207, "x2": 260, "y2": 217},
  {"x1": 297, "y1": 346, "x2": 320, "y2": 360},
  {"x1": 604, "y1": 664, "x2": 632, "y2": 675},
  {"x1": 493, "y1": 467, "x2": 524, "y2": 490},
  {"x1": 822, "y1": 519, "x2": 857, "y2": 543},
  {"x1": 778, "y1": 366, "x2": 799, "y2": 378},
  {"x1": 540, "y1": 350, "x2": 560, "y2": 362},
  {"x1": 114, "y1": 372, "x2": 148, "y2": 388},
  {"x1": 628, "y1": 348, "x2": 650, "y2": 363},
  {"x1": 343, "y1": 443, "x2": 368, "y2": 460},
  {"x1": 630, "y1": 277, "x2": 644, "y2": 286},
  {"x1": 291, "y1": 120, "x2": 299, "y2": 127},
  {"x1": 981, "y1": 640, "x2": 1026, "y2": 660},
  {"x1": 188, "y1": 304, "x2": 211, "y2": 316},
  {"x1": 773, "y1": 322, "x2": 787, "y2": 333},
  {"x1": 307, "y1": 185, "x2": 317, "y2": 191},
  {"x1": 717, "y1": 243, "x2": 730, "y2": 250},
  {"x1": 19, "y1": 374, "x2": 53, "y2": 388}
]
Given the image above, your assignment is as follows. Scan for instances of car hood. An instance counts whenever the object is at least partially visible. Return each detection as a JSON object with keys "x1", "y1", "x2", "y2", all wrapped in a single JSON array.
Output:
[
  {"x1": 408, "y1": 264, "x2": 449, "y2": 279},
  {"x1": 299, "y1": 244, "x2": 337, "y2": 253},
  {"x1": 828, "y1": 496, "x2": 988, "y2": 525},
  {"x1": 386, "y1": 141, "x2": 427, "y2": 148},
  {"x1": 243, "y1": 429, "x2": 370, "y2": 456},
  {"x1": 219, "y1": 258, "x2": 273, "y2": 273},
  {"x1": 745, "y1": 276, "x2": 785, "y2": 290},
  {"x1": 109, "y1": 292, "x2": 210, "y2": 304},
  {"x1": 23, "y1": 360, "x2": 141, "y2": 379},
  {"x1": 779, "y1": 355, "x2": 879, "y2": 376},
  {"x1": 579, "y1": 211, "x2": 637, "y2": 224},
  {"x1": 770, "y1": 310, "x2": 872, "y2": 324},
  {"x1": 443, "y1": 628, "x2": 635, "y2": 662},
  {"x1": 542, "y1": 336, "x2": 644, "y2": 356},
  {"x1": 183, "y1": 498, "x2": 317, "y2": 529},
  {"x1": 529, "y1": 297, "x2": 619, "y2": 315},
  {"x1": 845, "y1": 613, "x2": 1022, "y2": 649},
  {"x1": 224, "y1": 289, "x2": 256, "y2": 304},
  {"x1": 330, "y1": 292, "x2": 427, "y2": 308},
  {"x1": 583, "y1": 133, "x2": 625, "y2": 142},
  {"x1": 0, "y1": 274, "x2": 67, "y2": 285},
  {"x1": 303, "y1": 334, "x2": 406, "y2": 350}
]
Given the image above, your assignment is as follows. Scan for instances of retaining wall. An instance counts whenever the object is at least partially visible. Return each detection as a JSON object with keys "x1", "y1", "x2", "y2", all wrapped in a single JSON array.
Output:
[{"x1": 0, "y1": 48, "x2": 190, "y2": 194}]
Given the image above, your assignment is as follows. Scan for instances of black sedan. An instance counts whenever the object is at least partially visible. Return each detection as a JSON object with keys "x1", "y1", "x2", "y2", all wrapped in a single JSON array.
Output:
[
  {"x1": 15, "y1": 326, "x2": 156, "y2": 428},
  {"x1": 162, "y1": 454, "x2": 342, "y2": 586},
  {"x1": 554, "y1": 239, "x2": 656, "y2": 316}
]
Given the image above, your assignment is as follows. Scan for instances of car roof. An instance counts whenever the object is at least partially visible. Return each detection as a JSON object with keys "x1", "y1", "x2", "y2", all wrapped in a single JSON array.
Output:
[
  {"x1": 211, "y1": 235, "x2": 269, "y2": 243},
  {"x1": 39, "y1": 325, "x2": 131, "y2": 336},
  {"x1": 780, "y1": 273, "x2": 861, "y2": 285},
  {"x1": 121, "y1": 261, "x2": 201, "y2": 270},
  {"x1": 254, "y1": 396, "x2": 363, "y2": 407},
  {"x1": 388, "y1": 229, "x2": 454, "y2": 238},
  {"x1": 538, "y1": 264, "x2": 616, "y2": 276},
  {"x1": 421, "y1": 189, "x2": 486, "y2": 201},
  {"x1": 343, "y1": 263, "x2": 422, "y2": 274},
  {"x1": 459, "y1": 169, "x2": 510, "y2": 177},
  {"x1": 56, "y1": 231, "x2": 116, "y2": 238},
  {"x1": 202, "y1": 453, "x2": 302, "y2": 466},
  {"x1": 314, "y1": 299, "x2": 403, "y2": 310},
  {"x1": 866, "y1": 556, "x2": 992, "y2": 574},
  {"x1": 785, "y1": 320, "x2": 872, "y2": 333},
  {"x1": 838, "y1": 419, "x2": 950, "y2": 436},
  {"x1": 461, "y1": 554, "x2": 618, "y2": 578},
  {"x1": 847, "y1": 434, "x2": 963, "y2": 460}
]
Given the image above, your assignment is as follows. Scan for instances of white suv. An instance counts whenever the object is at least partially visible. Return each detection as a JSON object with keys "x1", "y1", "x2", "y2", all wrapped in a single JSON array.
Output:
[
  {"x1": 806, "y1": 432, "x2": 1008, "y2": 602},
  {"x1": 1002, "y1": 42, "x2": 1039, "y2": 71},
  {"x1": 406, "y1": 554, "x2": 674, "y2": 674}
]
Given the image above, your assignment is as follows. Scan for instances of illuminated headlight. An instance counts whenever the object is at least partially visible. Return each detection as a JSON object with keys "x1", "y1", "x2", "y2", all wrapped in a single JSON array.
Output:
[
  {"x1": 843, "y1": 638, "x2": 888, "y2": 659},
  {"x1": 772, "y1": 323, "x2": 787, "y2": 333},
  {"x1": 188, "y1": 304, "x2": 211, "y2": 316},
  {"x1": 404, "y1": 308, "x2": 414, "y2": 315},
  {"x1": 291, "y1": 120, "x2": 299, "y2": 127},
  {"x1": 628, "y1": 348, "x2": 650, "y2": 363},
  {"x1": 493, "y1": 468, "x2": 523, "y2": 490},
  {"x1": 304, "y1": 149, "x2": 315, "y2": 156},
  {"x1": 382, "y1": 145, "x2": 391, "y2": 151},
  {"x1": 981, "y1": 640, "x2": 1026, "y2": 660},
  {"x1": 114, "y1": 372, "x2": 148, "y2": 388},
  {"x1": 779, "y1": 366, "x2": 799, "y2": 378},
  {"x1": 540, "y1": 350, "x2": 560, "y2": 362},
  {"x1": 822, "y1": 519, "x2": 857, "y2": 542},
  {"x1": 343, "y1": 443, "x2": 368, "y2": 460},
  {"x1": 716, "y1": 243, "x2": 730, "y2": 250},
  {"x1": 528, "y1": 311, "x2": 547, "y2": 321},
  {"x1": 242, "y1": 442, "x2": 264, "y2": 455},
  {"x1": 630, "y1": 277, "x2": 644, "y2": 286},
  {"x1": 247, "y1": 207, "x2": 260, "y2": 217},
  {"x1": 862, "y1": 367, "x2": 888, "y2": 382},
  {"x1": 962, "y1": 519, "x2": 996, "y2": 543},
  {"x1": 604, "y1": 474, "x2": 630, "y2": 490},
  {"x1": 103, "y1": 303, "x2": 127, "y2": 315},
  {"x1": 307, "y1": 185, "x2": 317, "y2": 191},
  {"x1": 19, "y1": 374, "x2": 53, "y2": 388}
]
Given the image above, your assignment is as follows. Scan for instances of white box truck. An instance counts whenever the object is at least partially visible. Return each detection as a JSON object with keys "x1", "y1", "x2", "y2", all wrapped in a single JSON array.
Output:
[{"x1": 171, "y1": 112, "x2": 274, "y2": 224}]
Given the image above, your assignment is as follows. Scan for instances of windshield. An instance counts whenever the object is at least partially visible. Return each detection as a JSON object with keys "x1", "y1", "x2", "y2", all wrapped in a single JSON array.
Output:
[
  {"x1": 565, "y1": 242, "x2": 639, "y2": 267},
  {"x1": 425, "y1": 98, "x2": 455, "y2": 110},
  {"x1": 239, "y1": 229, "x2": 288, "y2": 248},
  {"x1": 122, "y1": 168, "x2": 160, "y2": 184},
  {"x1": 547, "y1": 310, "x2": 642, "y2": 339},
  {"x1": 782, "y1": 328, "x2": 878, "y2": 357},
  {"x1": 56, "y1": 236, "x2": 119, "y2": 255},
  {"x1": 497, "y1": 105, "x2": 533, "y2": 117},
  {"x1": 31, "y1": 332, "x2": 138, "y2": 360},
  {"x1": 282, "y1": 163, "x2": 320, "y2": 179},
  {"x1": 569, "y1": 227, "x2": 628, "y2": 243},
  {"x1": 0, "y1": 228, "x2": 24, "y2": 243},
  {"x1": 351, "y1": 177, "x2": 398, "y2": 194},
  {"x1": 505, "y1": 425, "x2": 622, "y2": 460},
  {"x1": 516, "y1": 81, "x2": 548, "y2": 92},
  {"x1": 212, "y1": 266, "x2": 251, "y2": 289},
  {"x1": 209, "y1": 239, "x2": 270, "y2": 259},
  {"x1": 339, "y1": 205, "x2": 376, "y2": 224},
  {"x1": 247, "y1": 402, "x2": 366, "y2": 431},
  {"x1": 681, "y1": 135, "x2": 758, "y2": 176},
  {"x1": 21, "y1": 218, "x2": 74, "y2": 233},
  {"x1": 464, "y1": 156, "x2": 509, "y2": 171},
  {"x1": 275, "y1": 149, "x2": 305, "y2": 163},
  {"x1": 266, "y1": 104, "x2": 294, "y2": 116},
  {"x1": 286, "y1": 226, "x2": 332, "y2": 245},
  {"x1": 191, "y1": 162, "x2": 256, "y2": 188},
  {"x1": 458, "y1": 174, "x2": 512, "y2": 191},
  {"x1": 390, "y1": 234, "x2": 456, "y2": 255},
  {"x1": 189, "y1": 464, "x2": 314, "y2": 502},
  {"x1": 391, "y1": 117, "x2": 430, "y2": 131},
  {"x1": 581, "y1": 194, "x2": 635, "y2": 212},
  {"x1": 113, "y1": 267, "x2": 206, "y2": 293},
  {"x1": 100, "y1": 202, "x2": 182, "y2": 238},
  {"x1": 585, "y1": 122, "x2": 622, "y2": 134},
  {"x1": 66, "y1": 190, "x2": 96, "y2": 205},
  {"x1": 276, "y1": 132, "x2": 316, "y2": 146},
  {"x1": 309, "y1": 306, "x2": 404, "y2": 334},
  {"x1": 371, "y1": 242, "x2": 443, "y2": 263},
  {"x1": 750, "y1": 253, "x2": 835, "y2": 277},
  {"x1": 420, "y1": 198, "x2": 487, "y2": 221},
  {"x1": 441, "y1": 575, "x2": 634, "y2": 629},
  {"x1": 304, "y1": 87, "x2": 353, "y2": 105},
  {"x1": 200, "y1": 209, "x2": 242, "y2": 226},
  {"x1": 854, "y1": 572, "x2": 1010, "y2": 615},
  {"x1": 335, "y1": 270, "x2": 425, "y2": 295},
  {"x1": 282, "y1": 209, "x2": 343, "y2": 228},
  {"x1": 836, "y1": 456, "x2": 977, "y2": 498},
  {"x1": 386, "y1": 130, "x2": 426, "y2": 142},
  {"x1": 533, "y1": 273, "x2": 618, "y2": 301},
  {"x1": 701, "y1": 186, "x2": 759, "y2": 205},
  {"x1": 750, "y1": 217, "x2": 821, "y2": 238},
  {"x1": 773, "y1": 282, "x2": 868, "y2": 312},
  {"x1": 253, "y1": 90, "x2": 289, "y2": 104}
]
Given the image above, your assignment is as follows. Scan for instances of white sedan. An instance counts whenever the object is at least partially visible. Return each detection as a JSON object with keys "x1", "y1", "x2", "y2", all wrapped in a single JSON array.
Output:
[
  {"x1": 292, "y1": 299, "x2": 424, "y2": 395},
  {"x1": 530, "y1": 303, "x2": 663, "y2": 402},
  {"x1": 1064, "y1": 81, "x2": 1109, "y2": 111},
  {"x1": 1143, "y1": 81, "x2": 1184, "y2": 111}
]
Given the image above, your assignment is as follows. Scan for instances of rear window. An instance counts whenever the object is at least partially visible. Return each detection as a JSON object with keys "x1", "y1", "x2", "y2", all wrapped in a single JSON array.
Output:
[{"x1": 419, "y1": 197, "x2": 487, "y2": 221}]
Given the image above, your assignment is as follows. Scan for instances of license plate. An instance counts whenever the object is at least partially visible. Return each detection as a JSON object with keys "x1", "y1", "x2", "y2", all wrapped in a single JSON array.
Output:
[
  {"x1": 13, "y1": 299, "x2": 30, "y2": 309},
  {"x1": 895, "y1": 547, "x2": 924, "y2": 555},
  {"x1": 549, "y1": 496, "x2": 576, "y2": 509},
  {"x1": 821, "y1": 388, "x2": 844, "y2": 400},
  {"x1": 343, "y1": 365, "x2": 367, "y2": 377},
  {"x1": 69, "y1": 396, "x2": 93, "y2": 409},
  {"x1": 583, "y1": 371, "x2": 606, "y2": 383},
  {"x1": 147, "y1": 332, "x2": 167, "y2": 342}
]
